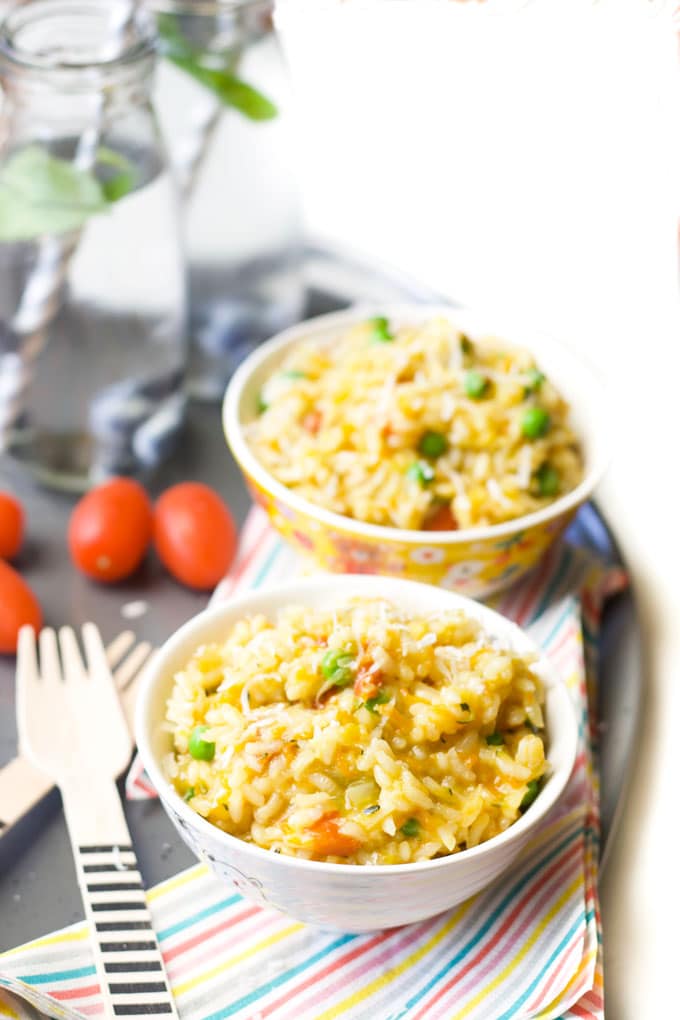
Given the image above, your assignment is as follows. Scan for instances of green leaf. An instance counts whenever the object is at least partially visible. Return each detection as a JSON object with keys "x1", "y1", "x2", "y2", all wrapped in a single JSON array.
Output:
[
  {"x1": 96, "y1": 146, "x2": 136, "y2": 203},
  {"x1": 520, "y1": 778, "x2": 541, "y2": 811},
  {"x1": 170, "y1": 55, "x2": 278, "y2": 120},
  {"x1": 0, "y1": 145, "x2": 107, "y2": 242}
]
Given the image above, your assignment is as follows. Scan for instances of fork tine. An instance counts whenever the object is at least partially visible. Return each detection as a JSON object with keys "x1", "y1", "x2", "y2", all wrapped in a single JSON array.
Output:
[
  {"x1": 58, "y1": 626, "x2": 87, "y2": 684},
  {"x1": 113, "y1": 640, "x2": 153, "y2": 691},
  {"x1": 106, "y1": 630, "x2": 136, "y2": 673},
  {"x1": 82, "y1": 622, "x2": 113, "y2": 682},
  {"x1": 39, "y1": 628, "x2": 61, "y2": 687},
  {"x1": 17, "y1": 625, "x2": 39, "y2": 683},
  {"x1": 16, "y1": 626, "x2": 39, "y2": 752}
]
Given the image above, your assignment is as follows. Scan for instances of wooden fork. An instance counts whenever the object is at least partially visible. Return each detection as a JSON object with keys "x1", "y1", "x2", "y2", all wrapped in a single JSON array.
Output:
[
  {"x1": 0, "y1": 631, "x2": 152, "y2": 839},
  {"x1": 16, "y1": 623, "x2": 176, "y2": 1020}
]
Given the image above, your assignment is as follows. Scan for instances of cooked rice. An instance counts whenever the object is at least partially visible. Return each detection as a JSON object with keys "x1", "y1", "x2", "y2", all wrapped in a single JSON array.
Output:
[
  {"x1": 245, "y1": 317, "x2": 583, "y2": 530},
  {"x1": 164, "y1": 599, "x2": 547, "y2": 865}
]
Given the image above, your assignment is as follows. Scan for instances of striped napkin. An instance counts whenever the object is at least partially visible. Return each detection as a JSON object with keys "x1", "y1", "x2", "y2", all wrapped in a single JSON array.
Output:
[{"x1": 0, "y1": 507, "x2": 626, "y2": 1020}]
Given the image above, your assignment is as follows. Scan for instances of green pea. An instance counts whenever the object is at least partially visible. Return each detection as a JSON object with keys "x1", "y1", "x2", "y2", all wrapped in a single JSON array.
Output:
[
  {"x1": 520, "y1": 779, "x2": 541, "y2": 811},
  {"x1": 536, "y1": 462, "x2": 560, "y2": 497},
  {"x1": 418, "y1": 430, "x2": 449, "y2": 459},
  {"x1": 463, "y1": 370, "x2": 489, "y2": 400},
  {"x1": 369, "y1": 316, "x2": 394, "y2": 343},
  {"x1": 364, "y1": 690, "x2": 392, "y2": 713},
  {"x1": 320, "y1": 648, "x2": 355, "y2": 688},
  {"x1": 407, "y1": 460, "x2": 435, "y2": 486},
  {"x1": 524, "y1": 368, "x2": 545, "y2": 395},
  {"x1": 400, "y1": 817, "x2": 420, "y2": 838},
  {"x1": 485, "y1": 732, "x2": 504, "y2": 746},
  {"x1": 521, "y1": 406, "x2": 550, "y2": 440},
  {"x1": 188, "y1": 726, "x2": 216, "y2": 761}
]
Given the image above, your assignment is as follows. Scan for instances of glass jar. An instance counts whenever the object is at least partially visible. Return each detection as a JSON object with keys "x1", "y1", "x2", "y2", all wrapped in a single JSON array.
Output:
[
  {"x1": 150, "y1": 0, "x2": 304, "y2": 401},
  {"x1": 0, "y1": 0, "x2": 186, "y2": 491}
]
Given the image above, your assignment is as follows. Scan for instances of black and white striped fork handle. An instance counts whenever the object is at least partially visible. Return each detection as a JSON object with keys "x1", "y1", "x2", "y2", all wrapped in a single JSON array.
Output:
[{"x1": 61, "y1": 780, "x2": 178, "y2": 1020}]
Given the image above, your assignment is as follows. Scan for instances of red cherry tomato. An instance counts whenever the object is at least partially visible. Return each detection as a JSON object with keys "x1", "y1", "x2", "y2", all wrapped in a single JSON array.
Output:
[
  {"x1": 154, "y1": 482, "x2": 237, "y2": 591},
  {"x1": 0, "y1": 560, "x2": 42, "y2": 654},
  {"x1": 68, "y1": 478, "x2": 153, "y2": 583},
  {"x1": 0, "y1": 491, "x2": 24, "y2": 560}
]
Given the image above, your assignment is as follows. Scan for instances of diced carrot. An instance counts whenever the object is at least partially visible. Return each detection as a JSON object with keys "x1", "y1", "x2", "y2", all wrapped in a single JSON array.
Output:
[
  {"x1": 309, "y1": 814, "x2": 361, "y2": 857},
  {"x1": 425, "y1": 505, "x2": 458, "y2": 531},
  {"x1": 302, "y1": 410, "x2": 322, "y2": 434},
  {"x1": 353, "y1": 665, "x2": 383, "y2": 700}
]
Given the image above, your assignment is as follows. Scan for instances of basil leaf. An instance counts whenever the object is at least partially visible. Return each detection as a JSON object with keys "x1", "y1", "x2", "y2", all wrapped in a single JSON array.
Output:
[
  {"x1": 96, "y1": 146, "x2": 136, "y2": 203},
  {"x1": 170, "y1": 55, "x2": 278, "y2": 120},
  {"x1": 0, "y1": 145, "x2": 107, "y2": 242},
  {"x1": 156, "y1": 13, "x2": 278, "y2": 121}
]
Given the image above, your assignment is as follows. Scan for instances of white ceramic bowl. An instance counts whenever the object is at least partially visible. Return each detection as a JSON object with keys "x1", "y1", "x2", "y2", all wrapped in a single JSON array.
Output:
[
  {"x1": 223, "y1": 305, "x2": 610, "y2": 597},
  {"x1": 136, "y1": 575, "x2": 578, "y2": 933}
]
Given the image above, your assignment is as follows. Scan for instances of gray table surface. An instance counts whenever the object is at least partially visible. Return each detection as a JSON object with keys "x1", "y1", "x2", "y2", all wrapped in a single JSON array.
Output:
[{"x1": 0, "y1": 404, "x2": 250, "y2": 950}]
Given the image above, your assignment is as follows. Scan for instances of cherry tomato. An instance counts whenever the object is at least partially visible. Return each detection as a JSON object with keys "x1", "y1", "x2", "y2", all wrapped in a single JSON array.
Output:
[
  {"x1": 153, "y1": 482, "x2": 237, "y2": 591},
  {"x1": 0, "y1": 560, "x2": 42, "y2": 654},
  {"x1": 0, "y1": 491, "x2": 24, "y2": 560},
  {"x1": 68, "y1": 478, "x2": 153, "y2": 583}
]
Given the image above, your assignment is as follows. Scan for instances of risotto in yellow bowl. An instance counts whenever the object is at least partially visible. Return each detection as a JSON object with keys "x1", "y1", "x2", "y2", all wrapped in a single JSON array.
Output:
[{"x1": 164, "y1": 598, "x2": 547, "y2": 865}]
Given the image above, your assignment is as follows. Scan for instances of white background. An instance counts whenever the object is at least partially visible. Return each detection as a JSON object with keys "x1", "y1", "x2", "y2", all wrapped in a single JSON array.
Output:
[{"x1": 276, "y1": 1, "x2": 680, "y2": 1016}]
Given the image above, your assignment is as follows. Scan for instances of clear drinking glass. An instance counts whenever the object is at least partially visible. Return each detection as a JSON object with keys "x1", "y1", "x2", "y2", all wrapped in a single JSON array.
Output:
[
  {"x1": 150, "y1": 0, "x2": 304, "y2": 401},
  {"x1": 0, "y1": 0, "x2": 186, "y2": 491}
]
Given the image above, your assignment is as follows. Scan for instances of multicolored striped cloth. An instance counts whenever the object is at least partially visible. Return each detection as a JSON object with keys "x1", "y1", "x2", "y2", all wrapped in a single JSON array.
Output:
[{"x1": 0, "y1": 507, "x2": 626, "y2": 1020}]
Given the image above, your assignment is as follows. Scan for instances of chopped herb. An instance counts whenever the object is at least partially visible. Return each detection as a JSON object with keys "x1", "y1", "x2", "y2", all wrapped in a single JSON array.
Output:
[
  {"x1": 183, "y1": 787, "x2": 195, "y2": 802},
  {"x1": 521, "y1": 406, "x2": 551, "y2": 440},
  {"x1": 188, "y1": 725, "x2": 216, "y2": 761},
  {"x1": 363, "y1": 804, "x2": 380, "y2": 815},
  {"x1": 364, "y1": 690, "x2": 391, "y2": 713},
  {"x1": 256, "y1": 392, "x2": 268, "y2": 414},
  {"x1": 520, "y1": 779, "x2": 541, "y2": 811},
  {"x1": 369, "y1": 315, "x2": 394, "y2": 343},
  {"x1": 485, "y1": 732, "x2": 504, "y2": 746},
  {"x1": 320, "y1": 648, "x2": 355, "y2": 688},
  {"x1": 418, "y1": 430, "x2": 449, "y2": 459},
  {"x1": 460, "y1": 702, "x2": 470, "y2": 712},
  {"x1": 445, "y1": 787, "x2": 453, "y2": 796},
  {"x1": 401, "y1": 817, "x2": 420, "y2": 838},
  {"x1": 523, "y1": 368, "x2": 546, "y2": 396},
  {"x1": 460, "y1": 334, "x2": 473, "y2": 355},
  {"x1": 407, "y1": 460, "x2": 435, "y2": 486},
  {"x1": 524, "y1": 718, "x2": 538, "y2": 734},
  {"x1": 535, "y1": 462, "x2": 560, "y2": 497},
  {"x1": 274, "y1": 848, "x2": 281, "y2": 853},
  {"x1": 280, "y1": 369, "x2": 307, "y2": 380},
  {"x1": 463, "y1": 370, "x2": 489, "y2": 400}
]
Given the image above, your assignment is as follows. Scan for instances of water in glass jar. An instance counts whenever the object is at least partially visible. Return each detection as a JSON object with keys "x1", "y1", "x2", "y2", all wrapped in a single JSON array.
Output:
[{"x1": 0, "y1": 139, "x2": 186, "y2": 491}]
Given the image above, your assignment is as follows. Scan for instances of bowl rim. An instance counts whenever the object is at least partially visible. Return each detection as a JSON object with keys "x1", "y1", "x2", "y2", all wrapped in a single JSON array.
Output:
[
  {"x1": 222, "y1": 303, "x2": 611, "y2": 546},
  {"x1": 135, "y1": 574, "x2": 579, "y2": 876}
]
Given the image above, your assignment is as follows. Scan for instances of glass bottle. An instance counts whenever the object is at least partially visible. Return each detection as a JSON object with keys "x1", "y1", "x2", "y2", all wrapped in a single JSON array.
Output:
[
  {"x1": 150, "y1": 0, "x2": 304, "y2": 401},
  {"x1": 0, "y1": 0, "x2": 186, "y2": 491}
]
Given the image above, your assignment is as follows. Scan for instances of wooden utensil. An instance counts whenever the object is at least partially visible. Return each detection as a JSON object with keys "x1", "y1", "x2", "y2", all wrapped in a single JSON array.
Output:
[
  {"x1": 16, "y1": 623, "x2": 176, "y2": 1020},
  {"x1": 0, "y1": 631, "x2": 152, "y2": 839}
]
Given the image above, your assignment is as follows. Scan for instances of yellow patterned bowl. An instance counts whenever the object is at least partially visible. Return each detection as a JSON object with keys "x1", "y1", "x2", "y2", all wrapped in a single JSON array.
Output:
[{"x1": 223, "y1": 306, "x2": 609, "y2": 598}]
